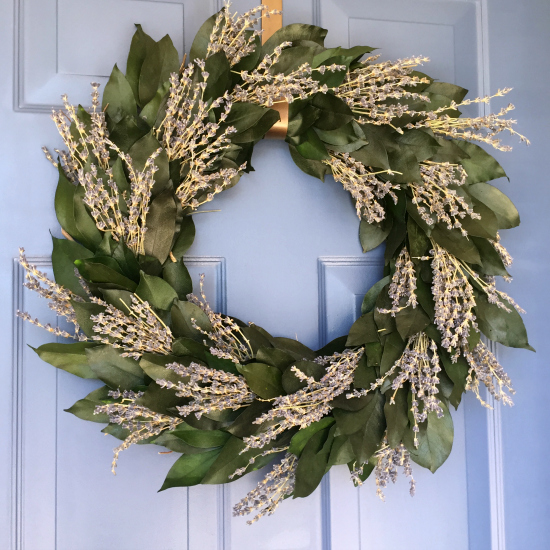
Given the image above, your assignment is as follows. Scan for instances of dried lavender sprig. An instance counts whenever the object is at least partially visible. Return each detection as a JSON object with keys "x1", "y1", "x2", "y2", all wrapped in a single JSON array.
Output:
[
  {"x1": 348, "y1": 333, "x2": 443, "y2": 447},
  {"x1": 334, "y1": 54, "x2": 431, "y2": 130},
  {"x1": 431, "y1": 243, "x2": 478, "y2": 355},
  {"x1": 407, "y1": 88, "x2": 530, "y2": 151},
  {"x1": 374, "y1": 438, "x2": 415, "y2": 500},
  {"x1": 410, "y1": 162, "x2": 479, "y2": 236},
  {"x1": 233, "y1": 452, "x2": 297, "y2": 524},
  {"x1": 90, "y1": 295, "x2": 173, "y2": 359},
  {"x1": 207, "y1": 3, "x2": 282, "y2": 66},
  {"x1": 431, "y1": 243, "x2": 524, "y2": 356},
  {"x1": 229, "y1": 446, "x2": 289, "y2": 480},
  {"x1": 95, "y1": 390, "x2": 182, "y2": 473},
  {"x1": 464, "y1": 342, "x2": 515, "y2": 407},
  {"x1": 324, "y1": 151, "x2": 400, "y2": 223},
  {"x1": 232, "y1": 44, "x2": 346, "y2": 107},
  {"x1": 17, "y1": 248, "x2": 84, "y2": 340},
  {"x1": 187, "y1": 274, "x2": 254, "y2": 364},
  {"x1": 242, "y1": 349, "x2": 364, "y2": 451},
  {"x1": 378, "y1": 247, "x2": 418, "y2": 316},
  {"x1": 155, "y1": 63, "x2": 243, "y2": 211},
  {"x1": 158, "y1": 361, "x2": 255, "y2": 419}
]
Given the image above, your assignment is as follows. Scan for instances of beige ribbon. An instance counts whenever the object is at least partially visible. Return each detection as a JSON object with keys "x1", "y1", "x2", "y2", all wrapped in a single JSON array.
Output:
[{"x1": 262, "y1": 0, "x2": 288, "y2": 140}]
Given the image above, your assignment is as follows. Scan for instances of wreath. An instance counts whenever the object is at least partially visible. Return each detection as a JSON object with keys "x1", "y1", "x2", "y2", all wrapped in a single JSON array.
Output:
[{"x1": 19, "y1": 3, "x2": 532, "y2": 524}]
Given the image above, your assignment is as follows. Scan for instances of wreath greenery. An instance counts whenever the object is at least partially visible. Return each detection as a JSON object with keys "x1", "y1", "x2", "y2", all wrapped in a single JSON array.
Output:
[{"x1": 19, "y1": 4, "x2": 532, "y2": 524}]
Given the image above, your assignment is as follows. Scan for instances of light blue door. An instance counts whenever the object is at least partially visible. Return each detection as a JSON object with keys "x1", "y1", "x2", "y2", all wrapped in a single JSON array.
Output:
[{"x1": 2, "y1": 0, "x2": 549, "y2": 549}]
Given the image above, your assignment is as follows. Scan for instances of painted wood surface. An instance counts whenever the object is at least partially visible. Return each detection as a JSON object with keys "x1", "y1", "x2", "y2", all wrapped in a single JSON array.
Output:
[{"x1": 1, "y1": 0, "x2": 549, "y2": 548}]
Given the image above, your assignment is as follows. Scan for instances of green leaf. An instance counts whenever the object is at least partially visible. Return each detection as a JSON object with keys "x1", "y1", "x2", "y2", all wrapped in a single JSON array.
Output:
[
  {"x1": 135, "y1": 271, "x2": 178, "y2": 310},
  {"x1": 352, "y1": 354, "x2": 377, "y2": 389},
  {"x1": 471, "y1": 237, "x2": 510, "y2": 277},
  {"x1": 475, "y1": 293, "x2": 534, "y2": 350},
  {"x1": 256, "y1": 347, "x2": 295, "y2": 371},
  {"x1": 54, "y1": 167, "x2": 102, "y2": 250},
  {"x1": 288, "y1": 144, "x2": 329, "y2": 181},
  {"x1": 272, "y1": 45, "x2": 316, "y2": 76},
  {"x1": 458, "y1": 193, "x2": 499, "y2": 239},
  {"x1": 406, "y1": 201, "x2": 433, "y2": 237},
  {"x1": 128, "y1": 132, "x2": 170, "y2": 194},
  {"x1": 439, "y1": 349, "x2": 470, "y2": 408},
  {"x1": 423, "y1": 82, "x2": 468, "y2": 102},
  {"x1": 64, "y1": 385, "x2": 111, "y2": 423},
  {"x1": 351, "y1": 125, "x2": 393, "y2": 170},
  {"x1": 51, "y1": 236, "x2": 94, "y2": 298},
  {"x1": 163, "y1": 259, "x2": 192, "y2": 300},
  {"x1": 262, "y1": 24, "x2": 327, "y2": 56},
  {"x1": 139, "y1": 34, "x2": 179, "y2": 107},
  {"x1": 380, "y1": 331, "x2": 406, "y2": 375},
  {"x1": 140, "y1": 81, "x2": 170, "y2": 125},
  {"x1": 294, "y1": 426, "x2": 335, "y2": 498},
  {"x1": 295, "y1": 128, "x2": 329, "y2": 160},
  {"x1": 86, "y1": 345, "x2": 145, "y2": 390},
  {"x1": 359, "y1": 218, "x2": 392, "y2": 253},
  {"x1": 384, "y1": 220, "x2": 407, "y2": 264},
  {"x1": 143, "y1": 189, "x2": 178, "y2": 263},
  {"x1": 287, "y1": 104, "x2": 321, "y2": 137},
  {"x1": 455, "y1": 140, "x2": 507, "y2": 184},
  {"x1": 189, "y1": 12, "x2": 218, "y2": 61},
  {"x1": 203, "y1": 51, "x2": 232, "y2": 103},
  {"x1": 385, "y1": 386, "x2": 409, "y2": 448},
  {"x1": 109, "y1": 114, "x2": 150, "y2": 151},
  {"x1": 75, "y1": 258, "x2": 138, "y2": 291},
  {"x1": 431, "y1": 225, "x2": 482, "y2": 265},
  {"x1": 225, "y1": 102, "x2": 269, "y2": 134},
  {"x1": 159, "y1": 449, "x2": 221, "y2": 490},
  {"x1": 32, "y1": 342, "x2": 98, "y2": 378},
  {"x1": 126, "y1": 24, "x2": 156, "y2": 104},
  {"x1": 313, "y1": 45, "x2": 374, "y2": 70},
  {"x1": 429, "y1": 137, "x2": 470, "y2": 163},
  {"x1": 311, "y1": 93, "x2": 354, "y2": 131},
  {"x1": 407, "y1": 216, "x2": 431, "y2": 259},
  {"x1": 361, "y1": 276, "x2": 391, "y2": 314},
  {"x1": 71, "y1": 300, "x2": 106, "y2": 337},
  {"x1": 335, "y1": 391, "x2": 385, "y2": 463},
  {"x1": 395, "y1": 304, "x2": 430, "y2": 340},
  {"x1": 204, "y1": 351, "x2": 239, "y2": 375},
  {"x1": 387, "y1": 148, "x2": 421, "y2": 183},
  {"x1": 415, "y1": 276, "x2": 435, "y2": 321},
  {"x1": 171, "y1": 300, "x2": 212, "y2": 340},
  {"x1": 316, "y1": 335, "x2": 349, "y2": 357},
  {"x1": 137, "y1": 381, "x2": 183, "y2": 416},
  {"x1": 468, "y1": 183, "x2": 520, "y2": 229},
  {"x1": 405, "y1": 403, "x2": 454, "y2": 473},
  {"x1": 365, "y1": 342, "x2": 382, "y2": 367},
  {"x1": 113, "y1": 240, "x2": 141, "y2": 281},
  {"x1": 172, "y1": 427, "x2": 231, "y2": 449},
  {"x1": 171, "y1": 216, "x2": 196, "y2": 258},
  {"x1": 202, "y1": 435, "x2": 288, "y2": 484},
  {"x1": 396, "y1": 129, "x2": 441, "y2": 162},
  {"x1": 272, "y1": 338, "x2": 316, "y2": 361},
  {"x1": 239, "y1": 363, "x2": 284, "y2": 399},
  {"x1": 333, "y1": 391, "x2": 383, "y2": 436},
  {"x1": 140, "y1": 353, "x2": 183, "y2": 384},
  {"x1": 226, "y1": 399, "x2": 273, "y2": 438},
  {"x1": 102, "y1": 64, "x2": 137, "y2": 123},
  {"x1": 373, "y1": 285, "x2": 397, "y2": 337},
  {"x1": 328, "y1": 435, "x2": 356, "y2": 467},
  {"x1": 233, "y1": 109, "x2": 280, "y2": 143},
  {"x1": 289, "y1": 417, "x2": 335, "y2": 457},
  {"x1": 282, "y1": 361, "x2": 325, "y2": 394},
  {"x1": 347, "y1": 312, "x2": 379, "y2": 346}
]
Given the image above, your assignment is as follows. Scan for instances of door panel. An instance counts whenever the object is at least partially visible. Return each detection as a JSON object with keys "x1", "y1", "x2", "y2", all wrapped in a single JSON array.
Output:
[{"x1": 4, "y1": 0, "x2": 549, "y2": 548}]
